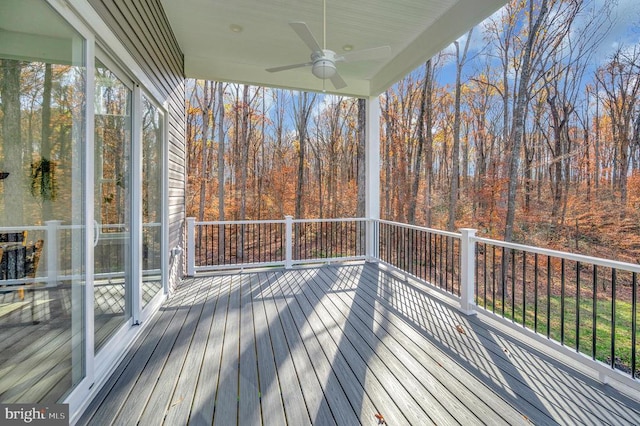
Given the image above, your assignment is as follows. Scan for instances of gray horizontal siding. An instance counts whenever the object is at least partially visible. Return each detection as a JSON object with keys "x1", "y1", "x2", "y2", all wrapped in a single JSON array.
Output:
[{"x1": 88, "y1": 0, "x2": 186, "y2": 285}]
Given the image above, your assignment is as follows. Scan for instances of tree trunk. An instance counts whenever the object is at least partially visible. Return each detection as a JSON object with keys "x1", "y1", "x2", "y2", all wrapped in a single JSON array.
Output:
[
  {"x1": 198, "y1": 81, "x2": 212, "y2": 224},
  {"x1": 449, "y1": 30, "x2": 472, "y2": 231},
  {"x1": 408, "y1": 61, "x2": 431, "y2": 225},
  {"x1": 41, "y1": 63, "x2": 53, "y2": 221},
  {"x1": 356, "y1": 98, "x2": 366, "y2": 254},
  {"x1": 505, "y1": 0, "x2": 549, "y2": 242},
  {"x1": 1, "y1": 60, "x2": 24, "y2": 226},
  {"x1": 356, "y1": 98, "x2": 366, "y2": 219}
]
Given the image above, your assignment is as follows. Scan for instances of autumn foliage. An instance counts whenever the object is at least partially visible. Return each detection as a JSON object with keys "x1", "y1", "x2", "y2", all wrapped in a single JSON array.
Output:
[{"x1": 186, "y1": 0, "x2": 640, "y2": 263}]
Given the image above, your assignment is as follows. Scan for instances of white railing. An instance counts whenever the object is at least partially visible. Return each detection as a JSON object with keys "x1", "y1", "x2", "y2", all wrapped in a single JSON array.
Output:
[
  {"x1": 0, "y1": 221, "x2": 162, "y2": 288},
  {"x1": 186, "y1": 216, "x2": 367, "y2": 274},
  {"x1": 185, "y1": 216, "x2": 639, "y2": 384},
  {"x1": 0, "y1": 221, "x2": 66, "y2": 289}
]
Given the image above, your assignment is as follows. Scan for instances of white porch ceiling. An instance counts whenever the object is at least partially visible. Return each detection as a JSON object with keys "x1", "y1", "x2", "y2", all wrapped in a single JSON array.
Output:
[{"x1": 160, "y1": 0, "x2": 507, "y2": 97}]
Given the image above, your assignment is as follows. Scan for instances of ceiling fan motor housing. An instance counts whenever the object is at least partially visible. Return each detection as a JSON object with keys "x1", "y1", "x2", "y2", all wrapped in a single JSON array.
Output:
[{"x1": 311, "y1": 50, "x2": 337, "y2": 79}]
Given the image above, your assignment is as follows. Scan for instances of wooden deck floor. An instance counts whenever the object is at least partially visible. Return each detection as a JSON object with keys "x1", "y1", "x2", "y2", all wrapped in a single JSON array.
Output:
[
  {"x1": 79, "y1": 263, "x2": 639, "y2": 425},
  {"x1": 0, "y1": 280, "x2": 162, "y2": 404}
]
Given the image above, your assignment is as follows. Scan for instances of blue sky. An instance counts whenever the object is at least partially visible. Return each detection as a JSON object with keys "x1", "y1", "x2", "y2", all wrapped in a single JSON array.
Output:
[{"x1": 433, "y1": 0, "x2": 640, "y2": 87}]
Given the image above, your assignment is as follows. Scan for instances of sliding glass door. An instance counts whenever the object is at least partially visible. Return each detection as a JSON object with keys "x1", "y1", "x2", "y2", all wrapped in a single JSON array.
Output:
[
  {"x1": 0, "y1": 0, "x2": 167, "y2": 408},
  {"x1": 141, "y1": 96, "x2": 164, "y2": 307},
  {"x1": 0, "y1": 0, "x2": 86, "y2": 402},
  {"x1": 93, "y1": 58, "x2": 133, "y2": 351}
]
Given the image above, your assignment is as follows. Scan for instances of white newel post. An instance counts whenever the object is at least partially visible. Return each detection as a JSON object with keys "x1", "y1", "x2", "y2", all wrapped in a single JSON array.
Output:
[
  {"x1": 186, "y1": 217, "x2": 195, "y2": 276},
  {"x1": 459, "y1": 228, "x2": 477, "y2": 315},
  {"x1": 45, "y1": 220, "x2": 61, "y2": 288},
  {"x1": 285, "y1": 216, "x2": 293, "y2": 269}
]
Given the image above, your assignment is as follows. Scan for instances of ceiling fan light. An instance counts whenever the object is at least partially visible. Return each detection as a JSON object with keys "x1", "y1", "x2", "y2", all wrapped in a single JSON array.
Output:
[{"x1": 312, "y1": 60, "x2": 336, "y2": 79}]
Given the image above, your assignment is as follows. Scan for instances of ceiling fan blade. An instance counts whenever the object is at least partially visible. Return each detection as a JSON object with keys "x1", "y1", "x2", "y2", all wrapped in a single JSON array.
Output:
[
  {"x1": 339, "y1": 45, "x2": 391, "y2": 63},
  {"x1": 330, "y1": 72, "x2": 347, "y2": 90},
  {"x1": 266, "y1": 62, "x2": 312, "y2": 73},
  {"x1": 289, "y1": 22, "x2": 323, "y2": 52}
]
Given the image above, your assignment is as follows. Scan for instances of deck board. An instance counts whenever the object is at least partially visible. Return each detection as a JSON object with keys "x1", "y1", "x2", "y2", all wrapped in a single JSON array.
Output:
[
  {"x1": 271, "y1": 271, "x2": 337, "y2": 426},
  {"x1": 300, "y1": 267, "x2": 448, "y2": 425},
  {"x1": 211, "y1": 276, "x2": 242, "y2": 425},
  {"x1": 162, "y1": 276, "x2": 223, "y2": 425},
  {"x1": 81, "y1": 278, "x2": 201, "y2": 426},
  {"x1": 282, "y1": 269, "x2": 412, "y2": 425},
  {"x1": 276, "y1": 269, "x2": 363, "y2": 425},
  {"x1": 188, "y1": 275, "x2": 233, "y2": 425},
  {"x1": 260, "y1": 272, "x2": 312, "y2": 426},
  {"x1": 252, "y1": 273, "x2": 287, "y2": 426},
  {"x1": 77, "y1": 263, "x2": 640, "y2": 426},
  {"x1": 114, "y1": 279, "x2": 210, "y2": 425},
  {"x1": 314, "y1": 266, "x2": 489, "y2": 425},
  {"x1": 343, "y1": 264, "x2": 527, "y2": 424},
  {"x1": 237, "y1": 274, "x2": 262, "y2": 426}
]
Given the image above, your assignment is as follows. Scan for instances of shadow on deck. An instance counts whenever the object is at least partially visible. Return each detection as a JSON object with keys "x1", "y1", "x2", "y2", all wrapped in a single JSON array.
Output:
[{"x1": 79, "y1": 263, "x2": 640, "y2": 425}]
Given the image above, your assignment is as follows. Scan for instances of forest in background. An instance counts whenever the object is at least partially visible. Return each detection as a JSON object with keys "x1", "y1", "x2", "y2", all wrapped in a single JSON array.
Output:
[{"x1": 186, "y1": 0, "x2": 640, "y2": 264}]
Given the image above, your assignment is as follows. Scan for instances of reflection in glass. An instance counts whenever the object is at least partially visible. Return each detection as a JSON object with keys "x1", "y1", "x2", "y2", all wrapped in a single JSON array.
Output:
[
  {"x1": 93, "y1": 60, "x2": 132, "y2": 351},
  {"x1": 141, "y1": 96, "x2": 163, "y2": 306},
  {"x1": 0, "y1": 0, "x2": 85, "y2": 402}
]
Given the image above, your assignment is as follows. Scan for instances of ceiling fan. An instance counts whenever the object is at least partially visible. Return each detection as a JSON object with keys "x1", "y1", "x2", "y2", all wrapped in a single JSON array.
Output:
[{"x1": 266, "y1": 0, "x2": 391, "y2": 90}]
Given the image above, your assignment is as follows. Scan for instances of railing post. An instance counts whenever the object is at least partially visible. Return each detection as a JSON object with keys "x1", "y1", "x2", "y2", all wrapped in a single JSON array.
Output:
[
  {"x1": 459, "y1": 228, "x2": 477, "y2": 315},
  {"x1": 45, "y1": 220, "x2": 61, "y2": 288},
  {"x1": 284, "y1": 216, "x2": 293, "y2": 269},
  {"x1": 186, "y1": 217, "x2": 195, "y2": 276},
  {"x1": 366, "y1": 219, "x2": 378, "y2": 261}
]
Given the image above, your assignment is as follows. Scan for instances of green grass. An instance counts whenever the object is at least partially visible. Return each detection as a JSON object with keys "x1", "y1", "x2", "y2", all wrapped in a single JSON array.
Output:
[{"x1": 478, "y1": 294, "x2": 638, "y2": 375}]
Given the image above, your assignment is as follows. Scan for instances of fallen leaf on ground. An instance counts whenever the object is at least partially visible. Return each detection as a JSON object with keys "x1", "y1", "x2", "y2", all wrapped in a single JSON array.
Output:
[{"x1": 374, "y1": 413, "x2": 386, "y2": 424}]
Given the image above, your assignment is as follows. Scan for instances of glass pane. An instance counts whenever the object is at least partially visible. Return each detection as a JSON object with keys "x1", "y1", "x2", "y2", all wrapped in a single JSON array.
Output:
[
  {"x1": 0, "y1": 0, "x2": 86, "y2": 402},
  {"x1": 94, "y1": 60, "x2": 132, "y2": 351},
  {"x1": 141, "y1": 96, "x2": 163, "y2": 306}
]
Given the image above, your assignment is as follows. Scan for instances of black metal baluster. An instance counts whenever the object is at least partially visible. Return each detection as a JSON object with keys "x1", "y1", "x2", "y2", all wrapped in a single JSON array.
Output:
[
  {"x1": 632, "y1": 272, "x2": 637, "y2": 378},
  {"x1": 511, "y1": 248, "x2": 516, "y2": 321},
  {"x1": 561, "y1": 258, "x2": 566, "y2": 345},
  {"x1": 235, "y1": 224, "x2": 239, "y2": 264},
  {"x1": 409, "y1": 228, "x2": 418, "y2": 276},
  {"x1": 475, "y1": 242, "x2": 479, "y2": 305},
  {"x1": 203, "y1": 224, "x2": 207, "y2": 266},
  {"x1": 243, "y1": 223, "x2": 247, "y2": 263},
  {"x1": 422, "y1": 231, "x2": 427, "y2": 280},
  {"x1": 440, "y1": 234, "x2": 447, "y2": 290},
  {"x1": 400, "y1": 227, "x2": 404, "y2": 270},
  {"x1": 484, "y1": 243, "x2": 488, "y2": 309},
  {"x1": 547, "y1": 255, "x2": 552, "y2": 339},
  {"x1": 576, "y1": 261, "x2": 581, "y2": 353},
  {"x1": 611, "y1": 268, "x2": 617, "y2": 369},
  {"x1": 502, "y1": 248, "x2": 507, "y2": 317},
  {"x1": 409, "y1": 228, "x2": 414, "y2": 275},
  {"x1": 445, "y1": 235, "x2": 449, "y2": 291},
  {"x1": 456, "y1": 240, "x2": 461, "y2": 296},
  {"x1": 492, "y1": 245, "x2": 496, "y2": 313},
  {"x1": 397, "y1": 226, "x2": 401, "y2": 268},
  {"x1": 268, "y1": 223, "x2": 271, "y2": 262},
  {"x1": 332, "y1": 221, "x2": 336, "y2": 258},
  {"x1": 534, "y1": 253, "x2": 539, "y2": 333},
  {"x1": 439, "y1": 234, "x2": 443, "y2": 288},
  {"x1": 592, "y1": 264, "x2": 597, "y2": 360},
  {"x1": 196, "y1": 224, "x2": 201, "y2": 266},
  {"x1": 523, "y1": 251, "x2": 527, "y2": 327},
  {"x1": 386, "y1": 224, "x2": 390, "y2": 263},
  {"x1": 428, "y1": 233, "x2": 433, "y2": 283}
]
